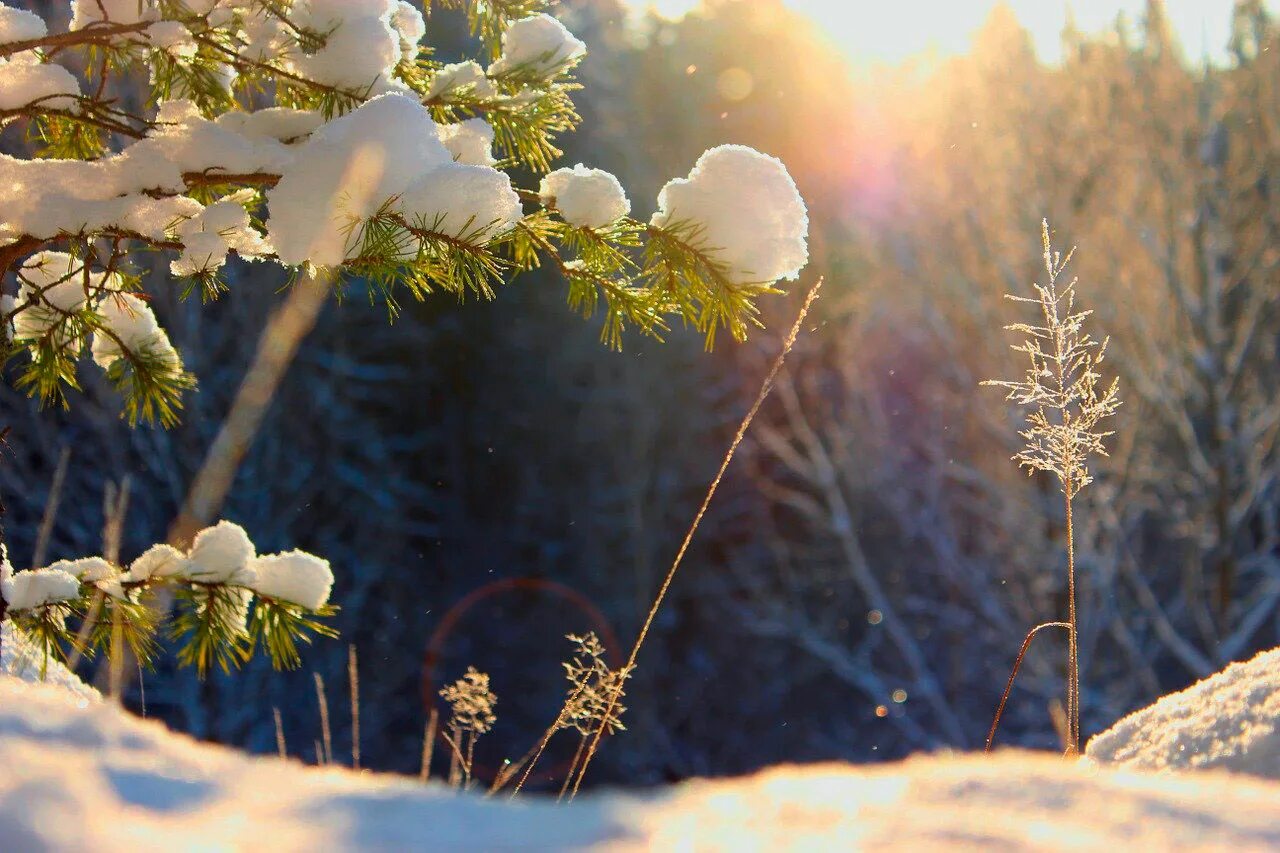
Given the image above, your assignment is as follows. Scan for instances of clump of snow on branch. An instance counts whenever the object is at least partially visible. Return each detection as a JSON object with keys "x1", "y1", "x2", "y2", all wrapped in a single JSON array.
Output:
[
  {"x1": 248, "y1": 552, "x2": 334, "y2": 611},
  {"x1": 652, "y1": 144, "x2": 809, "y2": 284},
  {"x1": 266, "y1": 93, "x2": 518, "y2": 265},
  {"x1": 11, "y1": 252, "x2": 108, "y2": 342},
  {"x1": 1086, "y1": 646, "x2": 1280, "y2": 780},
  {"x1": 0, "y1": 3, "x2": 47, "y2": 43},
  {"x1": 70, "y1": 0, "x2": 159, "y2": 30},
  {"x1": 124, "y1": 544, "x2": 188, "y2": 583},
  {"x1": 0, "y1": 52, "x2": 81, "y2": 112},
  {"x1": 1, "y1": 564, "x2": 79, "y2": 611},
  {"x1": 540, "y1": 164, "x2": 630, "y2": 229},
  {"x1": 289, "y1": 0, "x2": 404, "y2": 93},
  {"x1": 427, "y1": 60, "x2": 497, "y2": 100},
  {"x1": 185, "y1": 520, "x2": 256, "y2": 584},
  {"x1": 488, "y1": 13, "x2": 585, "y2": 77},
  {"x1": 439, "y1": 118, "x2": 497, "y2": 166}
]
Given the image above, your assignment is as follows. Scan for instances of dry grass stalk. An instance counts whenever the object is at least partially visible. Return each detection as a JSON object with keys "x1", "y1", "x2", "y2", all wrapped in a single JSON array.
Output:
[
  {"x1": 348, "y1": 644, "x2": 361, "y2": 770},
  {"x1": 420, "y1": 707, "x2": 438, "y2": 782},
  {"x1": 273, "y1": 706, "x2": 287, "y2": 759},
  {"x1": 983, "y1": 221, "x2": 1120, "y2": 755},
  {"x1": 568, "y1": 278, "x2": 824, "y2": 799},
  {"x1": 314, "y1": 672, "x2": 333, "y2": 766},
  {"x1": 31, "y1": 446, "x2": 70, "y2": 569}
]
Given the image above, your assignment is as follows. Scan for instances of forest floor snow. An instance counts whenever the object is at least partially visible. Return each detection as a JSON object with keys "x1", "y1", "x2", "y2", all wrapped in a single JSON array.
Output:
[
  {"x1": 1085, "y1": 646, "x2": 1279, "y2": 779},
  {"x1": 1, "y1": 640, "x2": 1279, "y2": 850}
]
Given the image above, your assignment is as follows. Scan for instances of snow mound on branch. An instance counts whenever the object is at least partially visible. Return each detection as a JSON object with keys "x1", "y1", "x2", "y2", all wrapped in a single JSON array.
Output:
[
  {"x1": 0, "y1": 52, "x2": 81, "y2": 112},
  {"x1": 70, "y1": 0, "x2": 159, "y2": 29},
  {"x1": 426, "y1": 60, "x2": 496, "y2": 100},
  {"x1": 540, "y1": 164, "x2": 630, "y2": 229},
  {"x1": 267, "y1": 93, "x2": 519, "y2": 266},
  {"x1": 489, "y1": 13, "x2": 585, "y2": 77},
  {"x1": 290, "y1": 0, "x2": 402, "y2": 92},
  {"x1": 0, "y1": 4, "x2": 46, "y2": 43},
  {"x1": 248, "y1": 551, "x2": 334, "y2": 611},
  {"x1": 438, "y1": 118, "x2": 496, "y2": 166},
  {"x1": 1086, "y1": 646, "x2": 1280, "y2": 780},
  {"x1": 185, "y1": 520, "x2": 255, "y2": 584},
  {"x1": 0, "y1": 673, "x2": 1279, "y2": 850},
  {"x1": 652, "y1": 144, "x2": 809, "y2": 284}
]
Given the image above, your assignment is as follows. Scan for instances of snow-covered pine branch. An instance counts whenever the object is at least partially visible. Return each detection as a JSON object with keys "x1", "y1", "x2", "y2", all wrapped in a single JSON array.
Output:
[
  {"x1": 0, "y1": 520, "x2": 336, "y2": 677},
  {"x1": 1, "y1": 0, "x2": 810, "y2": 425}
]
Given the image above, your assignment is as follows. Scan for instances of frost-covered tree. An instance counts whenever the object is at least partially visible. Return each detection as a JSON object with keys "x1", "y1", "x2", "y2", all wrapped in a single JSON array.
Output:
[{"x1": 0, "y1": 2, "x2": 807, "y2": 687}]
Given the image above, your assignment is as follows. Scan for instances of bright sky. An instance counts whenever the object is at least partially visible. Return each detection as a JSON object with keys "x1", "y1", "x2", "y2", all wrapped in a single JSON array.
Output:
[{"x1": 635, "y1": 1, "x2": 1255, "y2": 65}]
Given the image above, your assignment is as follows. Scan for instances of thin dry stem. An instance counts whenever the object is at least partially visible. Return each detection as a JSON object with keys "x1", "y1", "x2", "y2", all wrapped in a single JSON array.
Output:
[
  {"x1": 274, "y1": 707, "x2": 287, "y2": 759},
  {"x1": 348, "y1": 644, "x2": 361, "y2": 770},
  {"x1": 568, "y1": 278, "x2": 824, "y2": 799},
  {"x1": 32, "y1": 446, "x2": 70, "y2": 568},
  {"x1": 420, "y1": 708, "x2": 438, "y2": 783},
  {"x1": 314, "y1": 672, "x2": 333, "y2": 766},
  {"x1": 985, "y1": 621, "x2": 1070, "y2": 752}
]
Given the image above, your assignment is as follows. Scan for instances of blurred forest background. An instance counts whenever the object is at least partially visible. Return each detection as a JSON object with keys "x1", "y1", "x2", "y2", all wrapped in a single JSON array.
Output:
[{"x1": 2, "y1": 0, "x2": 1278, "y2": 789}]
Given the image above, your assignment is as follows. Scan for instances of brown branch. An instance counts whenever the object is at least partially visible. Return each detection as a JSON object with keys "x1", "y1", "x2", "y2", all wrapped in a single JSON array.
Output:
[{"x1": 0, "y1": 21, "x2": 153, "y2": 59}]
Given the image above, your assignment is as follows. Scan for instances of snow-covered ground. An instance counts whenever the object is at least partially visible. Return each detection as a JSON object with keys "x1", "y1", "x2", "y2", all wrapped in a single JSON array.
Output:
[
  {"x1": 1086, "y1": 646, "x2": 1279, "y2": 779},
  {"x1": 2, "y1": 638, "x2": 1279, "y2": 850}
]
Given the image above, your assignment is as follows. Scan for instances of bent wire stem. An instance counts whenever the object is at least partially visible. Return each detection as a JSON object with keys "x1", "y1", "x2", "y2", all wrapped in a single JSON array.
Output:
[{"x1": 985, "y1": 621, "x2": 1071, "y2": 753}]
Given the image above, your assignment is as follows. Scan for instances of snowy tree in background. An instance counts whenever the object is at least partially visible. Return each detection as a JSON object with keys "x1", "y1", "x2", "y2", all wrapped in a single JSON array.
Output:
[{"x1": 0, "y1": 3, "x2": 806, "y2": 684}]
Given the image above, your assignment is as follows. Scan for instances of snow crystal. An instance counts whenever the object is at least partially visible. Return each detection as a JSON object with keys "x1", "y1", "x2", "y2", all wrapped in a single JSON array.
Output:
[
  {"x1": 266, "y1": 93, "x2": 456, "y2": 266},
  {"x1": 70, "y1": 0, "x2": 159, "y2": 29},
  {"x1": 0, "y1": 53, "x2": 82, "y2": 112},
  {"x1": 238, "y1": 9, "x2": 289, "y2": 63},
  {"x1": 426, "y1": 60, "x2": 497, "y2": 100},
  {"x1": 172, "y1": 230, "x2": 230, "y2": 276},
  {"x1": 439, "y1": 118, "x2": 496, "y2": 166},
  {"x1": 1, "y1": 565, "x2": 80, "y2": 611},
  {"x1": 0, "y1": 4, "x2": 46, "y2": 44},
  {"x1": 125, "y1": 544, "x2": 188, "y2": 583},
  {"x1": 1087, "y1": 646, "x2": 1280, "y2": 780},
  {"x1": 248, "y1": 551, "x2": 334, "y2": 610},
  {"x1": 540, "y1": 164, "x2": 630, "y2": 229},
  {"x1": 185, "y1": 521, "x2": 255, "y2": 584},
  {"x1": 488, "y1": 14, "x2": 585, "y2": 78},
  {"x1": 397, "y1": 164, "x2": 522, "y2": 242},
  {"x1": 652, "y1": 144, "x2": 808, "y2": 284}
]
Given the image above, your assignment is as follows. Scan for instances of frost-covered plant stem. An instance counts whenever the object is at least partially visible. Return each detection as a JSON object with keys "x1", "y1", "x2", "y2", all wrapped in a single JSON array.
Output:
[{"x1": 984, "y1": 221, "x2": 1119, "y2": 758}]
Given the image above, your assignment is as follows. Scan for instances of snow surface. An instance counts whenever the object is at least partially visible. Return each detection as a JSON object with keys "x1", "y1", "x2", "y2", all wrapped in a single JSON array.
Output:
[
  {"x1": 540, "y1": 164, "x2": 631, "y2": 229},
  {"x1": 652, "y1": 144, "x2": 809, "y2": 284},
  {"x1": 1, "y1": 650, "x2": 1280, "y2": 849},
  {"x1": 0, "y1": 624, "x2": 98, "y2": 701},
  {"x1": 0, "y1": 642, "x2": 1275, "y2": 847},
  {"x1": 1087, "y1": 646, "x2": 1280, "y2": 780}
]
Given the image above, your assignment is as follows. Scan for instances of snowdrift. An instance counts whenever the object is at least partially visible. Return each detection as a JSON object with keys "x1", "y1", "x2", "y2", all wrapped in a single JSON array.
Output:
[
  {"x1": 1, "y1": 656, "x2": 1280, "y2": 849},
  {"x1": 1086, "y1": 646, "x2": 1280, "y2": 780}
]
